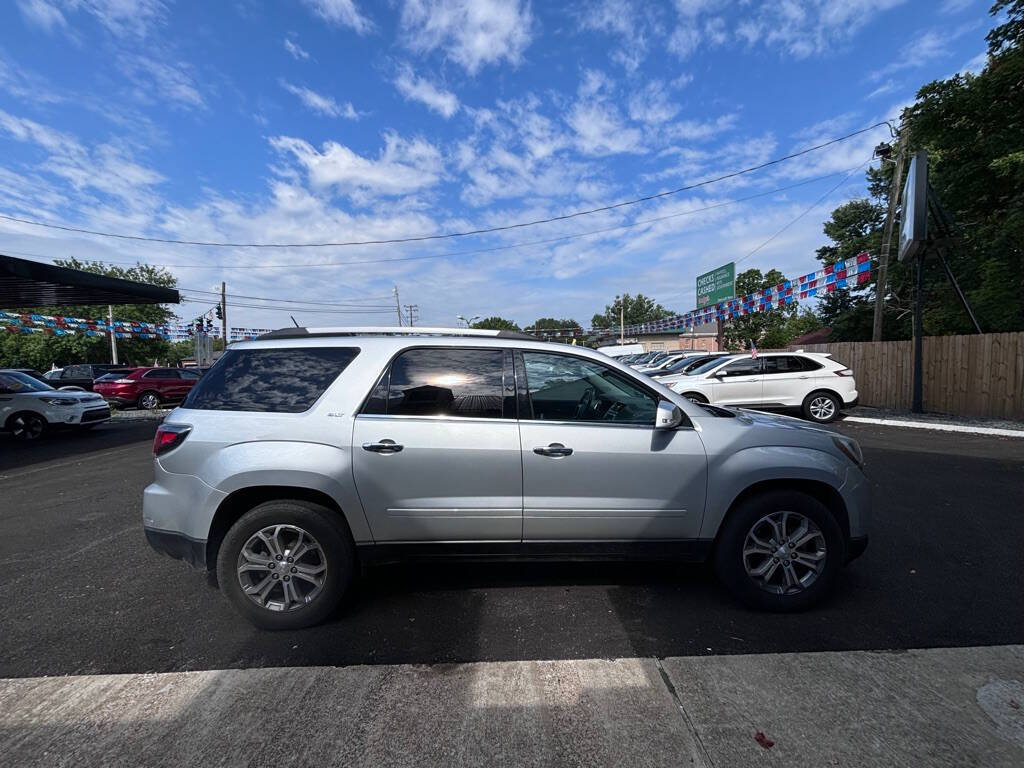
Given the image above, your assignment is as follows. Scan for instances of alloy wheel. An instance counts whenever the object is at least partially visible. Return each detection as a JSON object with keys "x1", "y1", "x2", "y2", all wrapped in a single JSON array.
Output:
[
  {"x1": 808, "y1": 395, "x2": 836, "y2": 421},
  {"x1": 742, "y1": 510, "x2": 827, "y2": 595},
  {"x1": 139, "y1": 393, "x2": 160, "y2": 410},
  {"x1": 10, "y1": 413, "x2": 45, "y2": 441},
  {"x1": 236, "y1": 524, "x2": 328, "y2": 612}
]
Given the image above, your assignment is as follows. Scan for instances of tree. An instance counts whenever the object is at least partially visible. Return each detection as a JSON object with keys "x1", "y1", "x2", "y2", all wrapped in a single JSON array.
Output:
[
  {"x1": 471, "y1": 316, "x2": 520, "y2": 331},
  {"x1": 591, "y1": 294, "x2": 672, "y2": 330},
  {"x1": 723, "y1": 269, "x2": 799, "y2": 349},
  {"x1": 529, "y1": 317, "x2": 580, "y2": 331},
  {"x1": 0, "y1": 260, "x2": 179, "y2": 369}
]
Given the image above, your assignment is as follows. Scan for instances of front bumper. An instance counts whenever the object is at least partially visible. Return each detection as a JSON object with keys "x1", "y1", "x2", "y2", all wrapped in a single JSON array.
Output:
[
  {"x1": 41, "y1": 403, "x2": 111, "y2": 425},
  {"x1": 144, "y1": 527, "x2": 207, "y2": 570}
]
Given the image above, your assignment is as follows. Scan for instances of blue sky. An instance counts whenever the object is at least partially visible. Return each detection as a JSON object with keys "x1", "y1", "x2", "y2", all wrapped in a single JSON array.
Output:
[{"x1": 0, "y1": 0, "x2": 994, "y2": 331}]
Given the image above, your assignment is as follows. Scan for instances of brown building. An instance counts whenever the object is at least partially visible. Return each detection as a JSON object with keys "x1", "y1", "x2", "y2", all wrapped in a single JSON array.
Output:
[{"x1": 632, "y1": 323, "x2": 719, "y2": 353}]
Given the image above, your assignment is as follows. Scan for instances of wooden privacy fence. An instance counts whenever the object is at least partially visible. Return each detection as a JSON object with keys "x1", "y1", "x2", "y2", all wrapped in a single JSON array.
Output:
[{"x1": 793, "y1": 332, "x2": 1024, "y2": 420}]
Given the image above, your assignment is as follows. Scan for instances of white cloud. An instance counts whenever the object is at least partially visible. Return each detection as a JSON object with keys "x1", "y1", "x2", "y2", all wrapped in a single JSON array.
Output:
[
  {"x1": 940, "y1": 0, "x2": 974, "y2": 13},
  {"x1": 270, "y1": 132, "x2": 444, "y2": 200},
  {"x1": 394, "y1": 67, "x2": 459, "y2": 118},
  {"x1": 280, "y1": 81, "x2": 360, "y2": 119},
  {"x1": 120, "y1": 56, "x2": 205, "y2": 110},
  {"x1": 569, "y1": 101, "x2": 644, "y2": 156},
  {"x1": 301, "y1": 0, "x2": 373, "y2": 35},
  {"x1": 958, "y1": 50, "x2": 987, "y2": 75},
  {"x1": 21, "y1": 0, "x2": 166, "y2": 37},
  {"x1": 577, "y1": 0, "x2": 654, "y2": 73},
  {"x1": 867, "y1": 79, "x2": 899, "y2": 99},
  {"x1": 869, "y1": 26, "x2": 974, "y2": 82},
  {"x1": 284, "y1": 37, "x2": 310, "y2": 61},
  {"x1": 628, "y1": 79, "x2": 682, "y2": 125},
  {"x1": 399, "y1": 0, "x2": 534, "y2": 74},
  {"x1": 0, "y1": 54, "x2": 63, "y2": 104},
  {"x1": 16, "y1": 0, "x2": 67, "y2": 32}
]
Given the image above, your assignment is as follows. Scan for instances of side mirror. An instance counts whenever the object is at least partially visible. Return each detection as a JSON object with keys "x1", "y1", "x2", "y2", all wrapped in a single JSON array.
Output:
[
  {"x1": 711, "y1": 370, "x2": 726, "y2": 378},
  {"x1": 655, "y1": 400, "x2": 684, "y2": 430}
]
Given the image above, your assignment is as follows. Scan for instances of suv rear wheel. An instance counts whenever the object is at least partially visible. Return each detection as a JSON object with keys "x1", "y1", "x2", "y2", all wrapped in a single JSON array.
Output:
[
  {"x1": 714, "y1": 490, "x2": 844, "y2": 611},
  {"x1": 137, "y1": 390, "x2": 161, "y2": 410},
  {"x1": 216, "y1": 500, "x2": 355, "y2": 630},
  {"x1": 802, "y1": 391, "x2": 840, "y2": 423}
]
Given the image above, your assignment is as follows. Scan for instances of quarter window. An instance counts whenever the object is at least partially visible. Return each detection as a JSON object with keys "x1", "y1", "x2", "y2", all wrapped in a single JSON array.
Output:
[
  {"x1": 183, "y1": 347, "x2": 359, "y2": 413},
  {"x1": 520, "y1": 352, "x2": 657, "y2": 425},
  {"x1": 364, "y1": 348, "x2": 507, "y2": 419}
]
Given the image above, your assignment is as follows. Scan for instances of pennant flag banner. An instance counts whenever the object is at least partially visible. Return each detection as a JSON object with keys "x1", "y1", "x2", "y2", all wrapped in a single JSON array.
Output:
[
  {"x1": 624, "y1": 253, "x2": 872, "y2": 336},
  {"x1": 0, "y1": 310, "x2": 172, "y2": 338}
]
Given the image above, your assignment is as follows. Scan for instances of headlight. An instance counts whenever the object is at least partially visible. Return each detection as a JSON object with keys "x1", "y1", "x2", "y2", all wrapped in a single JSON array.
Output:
[
  {"x1": 40, "y1": 397, "x2": 76, "y2": 406},
  {"x1": 832, "y1": 435, "x2": 864, "y2": 468}
]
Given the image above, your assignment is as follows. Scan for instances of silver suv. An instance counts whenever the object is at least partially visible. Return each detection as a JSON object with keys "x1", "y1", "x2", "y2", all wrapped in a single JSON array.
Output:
[{"x1": 143, "y1": 328, "x2": 869, "y2": 629}]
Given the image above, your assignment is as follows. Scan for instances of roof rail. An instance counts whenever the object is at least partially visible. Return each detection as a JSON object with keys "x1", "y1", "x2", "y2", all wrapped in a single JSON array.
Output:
[{"x1": 257, "y1": 326, "x2": 540, "y2": 341}]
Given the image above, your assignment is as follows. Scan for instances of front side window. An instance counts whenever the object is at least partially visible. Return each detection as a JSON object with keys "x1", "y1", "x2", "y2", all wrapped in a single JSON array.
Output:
[
  {"x1": 63, "y1": 365, "x2": 89, "y2": 378},
  {"x1": 521, "y1": 352, "x2": 657, "y2": 425},
  {"x1": 184, "y1": 347, "x2": 359, "y2": 413},
  {"x1": 363, "y1": 348, "x2": 506, "y2": 419},
  {"x1": 719, "y1": 358, "x2": 762, "y2": 377},
  {"x1": 0, "y1": 371, "x2": 53, "y2": 393}
]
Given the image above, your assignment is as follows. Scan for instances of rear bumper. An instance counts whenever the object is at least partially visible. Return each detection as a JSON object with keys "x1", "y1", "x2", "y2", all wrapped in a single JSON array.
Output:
[{"x1": 144, "y1": 527, "x2": 208, "y2": 570}]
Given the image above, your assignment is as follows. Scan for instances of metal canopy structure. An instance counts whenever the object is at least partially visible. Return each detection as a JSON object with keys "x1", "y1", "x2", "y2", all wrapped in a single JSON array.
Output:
[{"x1": 0, "y1": 254, "x2": 179, "y2": 307}]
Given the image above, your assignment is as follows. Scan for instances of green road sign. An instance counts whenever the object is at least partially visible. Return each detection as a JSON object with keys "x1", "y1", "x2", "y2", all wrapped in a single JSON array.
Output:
[{"x1": 696, "y1": 262, "x2": 735, "y2": 307}]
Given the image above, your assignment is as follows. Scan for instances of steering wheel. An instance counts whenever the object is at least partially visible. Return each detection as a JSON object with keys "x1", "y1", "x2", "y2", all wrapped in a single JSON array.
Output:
[{"x1": 574, "y1": 387, "x2": 595, "y2": 420}]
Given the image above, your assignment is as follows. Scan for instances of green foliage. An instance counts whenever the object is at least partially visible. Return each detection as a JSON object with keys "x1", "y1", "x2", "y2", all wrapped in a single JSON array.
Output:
[
  {"x1": 591, "y1": 294, "x2": 672, "y2": 329},
  {"x1": 818, "y1": 3, "x2": 1024, "y2": 339},
  {"x1": 471, "y1": 316, "x2": 521, "y2": 331},
  {"x1": 723, "y1": 269, "x2": 800, "y2": 349},
  {"x1": 0, "y1": 260, "x2": 179, "y2": 369},
  {"x1": 530, "y1": 317, "x2": 580, "y2": 330}
]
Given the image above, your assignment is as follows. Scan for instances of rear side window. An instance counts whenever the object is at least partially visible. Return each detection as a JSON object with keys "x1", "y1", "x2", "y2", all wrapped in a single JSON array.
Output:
[
  {"x1": 362, "y1": 348, "x2": 507, "y2": 419},
  {"x1": 763, "y1": 356, "x2": 805, "y2": 374},
  {"x1": 183, "y1": 347, "x2": 359, "y2": 413},
  {"x1": 798, "y1": 356, "x2": 824, "y2": 371},
  {"x1": 144, "y1": 369, "x2": 178, "y2": 379}
]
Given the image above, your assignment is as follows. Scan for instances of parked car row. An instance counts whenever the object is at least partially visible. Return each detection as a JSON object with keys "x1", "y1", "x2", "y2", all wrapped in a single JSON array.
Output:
[
  {"x1": 0, "y1": 369, "x2": 111, "y2": 440},
  {"x1": 618, "y1": 350, "x2": 858, "y2": 424},
  {"x1": 1, "y1": 365, "x2": 205, "y2": 440}
]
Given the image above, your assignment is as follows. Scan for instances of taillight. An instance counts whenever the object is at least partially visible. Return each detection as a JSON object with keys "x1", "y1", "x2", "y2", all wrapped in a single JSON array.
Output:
[
  {"x1": 835, "y1": 368, "x2": 854, "y2": 377},
  {"x1": 153, "y1": 424, "x2": 191, "y2": 456}
]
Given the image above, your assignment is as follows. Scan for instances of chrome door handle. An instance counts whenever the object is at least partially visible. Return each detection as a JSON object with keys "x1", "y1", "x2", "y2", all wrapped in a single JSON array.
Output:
[
  {"x1": 798, "y1": 375, "x2": 811, "y2": 379},
  {"x1": 534, "y1": 443, "x2": 573, "y2": 457},
  {"x1": 362, "y1": 439, "x2": 403, "y2": 453}
]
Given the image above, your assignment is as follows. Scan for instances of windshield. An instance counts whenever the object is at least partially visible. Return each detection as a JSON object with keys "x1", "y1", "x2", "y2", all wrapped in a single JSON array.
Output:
[
  {"x1": 0, "y1": 370, "x2": 55, "y2": 393},
  {"x1": 687, "y1": 357, "x2": 733, "y2": 376}
]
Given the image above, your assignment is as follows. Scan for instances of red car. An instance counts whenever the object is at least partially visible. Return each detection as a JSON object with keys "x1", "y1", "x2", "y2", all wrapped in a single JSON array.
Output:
[{"x1": 93, "y1": 367, "x2": 202, "y2": 410}]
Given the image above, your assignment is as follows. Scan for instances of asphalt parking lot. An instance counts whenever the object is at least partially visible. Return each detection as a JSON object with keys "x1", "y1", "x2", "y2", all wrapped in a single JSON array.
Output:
[{"x1": 1, "y1": 419, "x2": 1023, "y2": 679}]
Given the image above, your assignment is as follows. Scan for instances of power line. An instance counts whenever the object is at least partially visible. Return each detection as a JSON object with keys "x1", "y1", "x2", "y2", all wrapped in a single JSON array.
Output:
[
  {"x1": 182, "y1": 287, "x2": 393, "y2": 307},
  {"x1": 0, "y1": 167, "x2": 863, "y2": 273},
  {"x1": 0, "y1": 122, "x2": 892, "y2": 249}
]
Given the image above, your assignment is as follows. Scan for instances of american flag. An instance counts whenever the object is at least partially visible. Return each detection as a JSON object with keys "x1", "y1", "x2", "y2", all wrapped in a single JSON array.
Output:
[{"x1": 749, "y1": 340, "x2": 758, "y2": 359}]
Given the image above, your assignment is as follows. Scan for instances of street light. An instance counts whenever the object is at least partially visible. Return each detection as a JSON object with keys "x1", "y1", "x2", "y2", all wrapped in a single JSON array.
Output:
[{"x1": 456, "y1": 314, "x2": 481, "y2": 328}]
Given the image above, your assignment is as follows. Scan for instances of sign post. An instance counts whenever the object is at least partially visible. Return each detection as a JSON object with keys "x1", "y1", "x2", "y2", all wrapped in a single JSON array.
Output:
[{"x1": 696, "y1": 263, "x2": 735, "y2": 351}]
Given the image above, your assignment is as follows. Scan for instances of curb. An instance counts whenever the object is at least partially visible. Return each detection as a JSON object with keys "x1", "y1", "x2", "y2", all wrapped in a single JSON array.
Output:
[
  {"x1": 843, "y1": 415, "x2": 1024, "y2": 439},
  {"x1": 111, "y1": 410, "x2": 169, "y2": 421}
]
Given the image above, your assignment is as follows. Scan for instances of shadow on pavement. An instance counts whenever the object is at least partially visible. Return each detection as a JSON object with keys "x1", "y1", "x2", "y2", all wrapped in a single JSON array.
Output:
[{"x1": 0, "y1": 421, "x2": 158, "y2": 473}]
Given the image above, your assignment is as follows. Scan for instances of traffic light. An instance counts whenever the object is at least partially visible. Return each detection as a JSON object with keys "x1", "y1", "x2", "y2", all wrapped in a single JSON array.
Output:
[{"x1": 215, "y1": 303, "x2": 223, "y2": 320}]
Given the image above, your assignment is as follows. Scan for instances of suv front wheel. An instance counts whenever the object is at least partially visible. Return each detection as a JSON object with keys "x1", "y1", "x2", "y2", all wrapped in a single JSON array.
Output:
[
  {"x1": 216, "y1": 500, "x2": 355, "y2": 630},
  {"x1": 714, "y1": 490, "x2": 844, "y2": 611}
]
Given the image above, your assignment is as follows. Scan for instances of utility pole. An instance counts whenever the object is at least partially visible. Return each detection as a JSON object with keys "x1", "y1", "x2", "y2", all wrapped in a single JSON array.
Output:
[
  {"x1": 107, "y1": 305, "x2": 118, "y2": 364},
  {"x1": 393, "y1": 285, "x2": 403, "y2": 327},
  {"x1": 873, "y1": 125, "x2": 909, "y2": 342},
  {"x1": 619, "y1": 304, "x2": 624, "y2": 344},
  {"x1": 220, "y1": 281, "x2": 227, "y2": 347},
  {"x1": 403, "y1": 304, "x2": 419, "y2": 326}
]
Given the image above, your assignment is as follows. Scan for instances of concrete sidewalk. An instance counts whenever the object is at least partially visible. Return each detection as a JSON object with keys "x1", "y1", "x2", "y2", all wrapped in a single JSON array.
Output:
[{"x1": 1, "y1": 645, "x2": 1021, "y2": 767}]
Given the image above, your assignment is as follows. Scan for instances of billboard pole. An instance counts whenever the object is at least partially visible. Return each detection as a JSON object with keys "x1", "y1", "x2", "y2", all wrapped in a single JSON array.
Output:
[
  {"x1": 912, "y1": 252, "x2": 924, "y2": 413},
  {"x1": 873, "y1": 126, "x2": 909, "y2": 342}
]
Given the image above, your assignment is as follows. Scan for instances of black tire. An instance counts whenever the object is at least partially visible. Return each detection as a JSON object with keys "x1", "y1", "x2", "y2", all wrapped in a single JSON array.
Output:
[
  {"x1": 216, "y1": 500, "x2": 355, "y2": 630},
  {"x1": 7, "y1": 411, "x2": 48, "y2": 441},
  {"x1": 801, "y1": 391, "x2": 841, "y2": 423},
  {"x1": 682, "y1": 392, "x2": 708, "y2": 404},
  {"x1": 137, "y1": 390, "x2": 161, "y2": 410},
  {"x1": 714, "y1": 490, "x2": 845, "y2": 612}
]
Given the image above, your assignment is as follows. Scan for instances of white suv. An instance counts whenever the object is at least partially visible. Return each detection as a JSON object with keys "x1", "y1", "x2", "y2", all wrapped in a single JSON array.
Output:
[
  {"x1": 658, "y1": 352, "x2": 858, "y2": 423},
  {"x1": 0, "y1": 369, "x2": 111, "y2": 440}
]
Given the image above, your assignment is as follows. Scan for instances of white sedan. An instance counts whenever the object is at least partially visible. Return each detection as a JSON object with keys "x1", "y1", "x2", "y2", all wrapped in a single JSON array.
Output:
[
  {"x1": 0, "y1": 369, "x2": 111, "y2": 441},
  {"x1": 657, "y1": 352, "x2": 859, "y2": 423}
]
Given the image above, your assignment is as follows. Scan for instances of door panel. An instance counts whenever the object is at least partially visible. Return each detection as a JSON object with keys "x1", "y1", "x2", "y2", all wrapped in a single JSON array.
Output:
[
  {"x1": 350, "y1": 346, "x2": 522, "y2": 543},
  {"x1": 761, "y1": 356, "x2": 812, "y2": 406},
  {"x1": 709, "y1": 358, "x2": 764, "y2": 405},
  {"x1": 520, "y1": 422, "x2": 707, "y2": 540},
  {"x1": 517, "y1": 350, "x2": 707, "y2": 541},
  {"x1": 352, "y1": 416, "x2": 523, "y2": 541}
]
